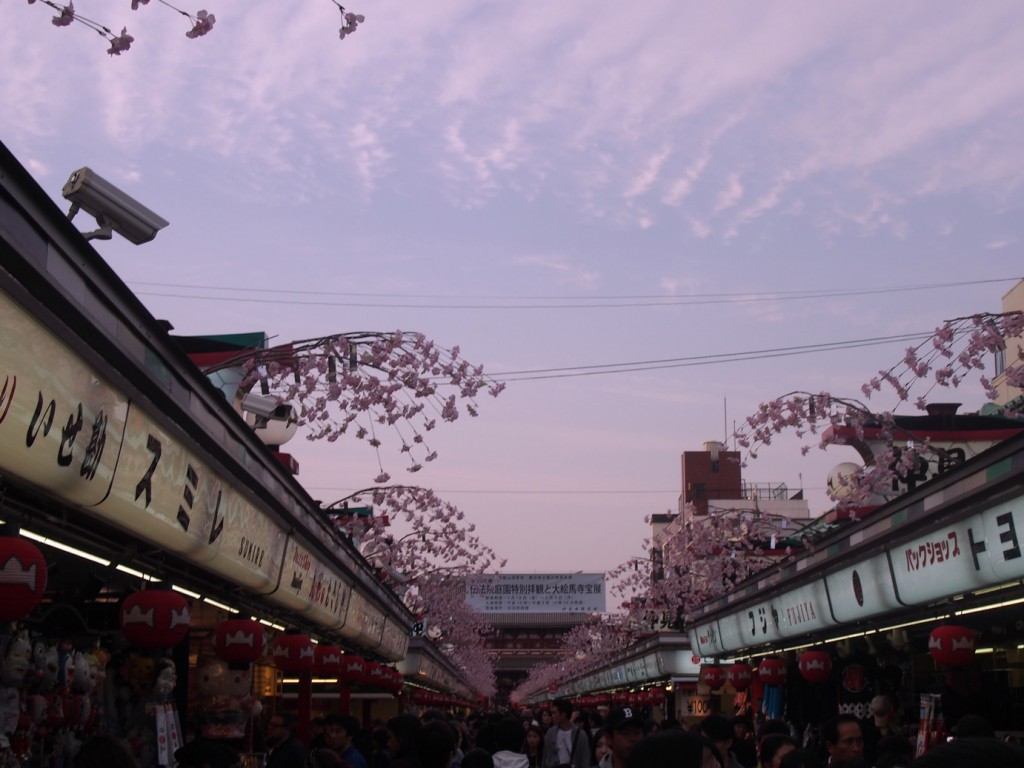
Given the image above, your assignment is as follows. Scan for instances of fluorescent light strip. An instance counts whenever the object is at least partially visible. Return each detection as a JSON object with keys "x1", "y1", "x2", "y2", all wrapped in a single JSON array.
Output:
[
  {"x1": 956, "y1": 596, "x2": 1024, "y2": 616},
  {"x1": 254, "y1": 617, "x2": 286, "y2": 631},
  {"x1": 975, "y1": 647, "x2": 994, "y2": 654},
  {"x1": 204, "y1": 597, "x2": 238, "y2": 613},
  {"x1": 21, "y1": 529, "x2": 111, "y2": 566},
  {"x1": 116, "y1": 565, "x2": 157, "y2": 580},
  {"x1": 173, "y1": 585, "x2": 201, "y2": 599}
]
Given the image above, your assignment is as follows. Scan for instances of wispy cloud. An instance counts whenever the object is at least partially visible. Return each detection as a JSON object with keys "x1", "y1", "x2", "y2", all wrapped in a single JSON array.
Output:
[{"x1": 515, "y1": 254, "x2": 600, "y2": 290}]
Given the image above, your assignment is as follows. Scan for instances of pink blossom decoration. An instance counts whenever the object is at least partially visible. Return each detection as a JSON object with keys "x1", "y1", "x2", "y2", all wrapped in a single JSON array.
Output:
[
  {"x1": 52, "y1": 1, "x2": 75, "y2": 26},
  {"x1": 107, "y1": 26, "x2": 134, "y2": 55},
  {"x1": 339, "y1": 10, "x2": 364, "y2": 39},
  {"x1": 185, "y1": 9, "x2": 215, "y2": 38}
]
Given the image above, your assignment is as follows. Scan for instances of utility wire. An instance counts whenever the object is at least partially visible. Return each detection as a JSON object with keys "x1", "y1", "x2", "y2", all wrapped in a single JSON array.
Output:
[
  {"x1": 489, "y1": 331, "x2": 930, "y2": 382},
  {"x1": 129, "y1": 277, "x2": 1019, "y2": 310}
]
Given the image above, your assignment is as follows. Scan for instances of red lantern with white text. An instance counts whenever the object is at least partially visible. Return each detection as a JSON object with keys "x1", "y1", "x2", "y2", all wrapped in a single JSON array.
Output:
[
  {"x1": 929, "y1": 625, "x2": 976, "y2": 666},
  {"x1": 214, "y1": 619, "x2": 265, "y2": 665},
  {"x1": 366, "y1": 661, "x2": 388, "y2": 688},
  {"x1": 314, "y1": 644, "x2": 344, "y2": 677},
  {"x1": 269, "y1": 632, "x2": 314, "y2": 673},
  {"x1": 727, "y1": 663, "x2": 754, "y2": 691},
  {"x1": 648, "y1": 687, "x2": 666, "y2": 704},
  {"x1": 120, "y1": 589, "x2": 191, "y2": 648},
  {"x1": 0, "y1": 536, "x2": 47, "y2": 621},
  {"x1": 798, "y1": 650, "x2": 832, "y2": 684},
  {"x1": 702, "y1": 665, "x2": 727, "y2": 690},
  {"x1": 339, "y1": 655, "x2": 366, "y2": 683},
  {"x1": 757, "y1": 658, "x2": 787, "y2": 686}
]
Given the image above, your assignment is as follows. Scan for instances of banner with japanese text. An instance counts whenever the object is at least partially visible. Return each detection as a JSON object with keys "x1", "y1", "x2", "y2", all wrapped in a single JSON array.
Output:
[{"x1": 465, "y1": 573, "x2": 606, "y2": 613}]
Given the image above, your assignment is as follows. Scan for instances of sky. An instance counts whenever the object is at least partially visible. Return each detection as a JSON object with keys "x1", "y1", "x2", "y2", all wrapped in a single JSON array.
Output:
[{"x1": 2, "y1": 1, "x2": 1022, "y2": 580}]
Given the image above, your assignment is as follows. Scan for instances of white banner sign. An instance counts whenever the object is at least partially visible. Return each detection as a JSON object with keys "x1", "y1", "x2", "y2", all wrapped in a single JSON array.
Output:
[{"x1": 465, "y1": 573, "x2": 606, "y2": 613}]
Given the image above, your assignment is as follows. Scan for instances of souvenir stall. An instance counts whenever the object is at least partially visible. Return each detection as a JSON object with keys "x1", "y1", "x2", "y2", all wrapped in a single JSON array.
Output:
[{"x1": 0, "y1": 143, "x2": 414, "y2": 768}]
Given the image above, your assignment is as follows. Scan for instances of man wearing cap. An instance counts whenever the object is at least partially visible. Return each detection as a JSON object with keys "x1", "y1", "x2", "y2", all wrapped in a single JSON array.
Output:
[
  {"x1": 596, "y1": 708, "x2": 643, "y2": 768},
  {"x1": 542, "y1": 700, "x2": 589, "y2": 768}
]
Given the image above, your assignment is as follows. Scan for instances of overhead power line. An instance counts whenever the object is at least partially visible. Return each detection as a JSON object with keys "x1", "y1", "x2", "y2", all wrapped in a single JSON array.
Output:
[
  {"x1": 129, "y1": 277, "x2": 1019, "y2": 310},
  {"x1": 489, "y1": 331, "x2": 931, "y2": 382}
]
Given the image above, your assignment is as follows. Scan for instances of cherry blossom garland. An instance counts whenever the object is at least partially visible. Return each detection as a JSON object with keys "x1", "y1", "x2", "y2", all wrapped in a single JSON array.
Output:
[
  {"x1": 25, "y1": 0, "x2": 368, "y2": 53},
  {"x1": 28, "y1": 0, "x2": 136, "y2": 54},
  {"x1": 234, "y1": 331, "x2": 505, "y2": 478},
  {"x1": 326, "y1": 485, "x2": 507, "y2": 603},
  {"x1": 416, "y1": 574, "x2": 498, "y2": 697},
  {"x1": 734, "y1": 311, "x2": 1024, "y2": 509},
  {"x1": 608, "y1": 504, "x2": 787, "y2": 631},
  {"x1": 513, "y1": 616, "x2": 634, "y2": 700}
]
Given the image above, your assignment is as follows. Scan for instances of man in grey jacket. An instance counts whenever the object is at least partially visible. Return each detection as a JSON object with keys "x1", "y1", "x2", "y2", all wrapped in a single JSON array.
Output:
[{"x1": 542, "y1": 701, "x2": 589, "y2": 768}]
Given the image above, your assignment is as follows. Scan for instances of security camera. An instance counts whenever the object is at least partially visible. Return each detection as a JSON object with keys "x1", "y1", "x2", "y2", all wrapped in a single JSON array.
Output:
[
  {"x1": 62, "y1": 167, "x2": 169, "y2": 245},
  {"x1": 241, "y1": 392, "x2": 297, "y2": 423}
]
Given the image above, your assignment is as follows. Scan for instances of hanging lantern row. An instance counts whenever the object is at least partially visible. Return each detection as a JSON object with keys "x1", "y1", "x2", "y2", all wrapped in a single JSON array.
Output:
[
  {"x1": 700, "y1": 658, "x2": 787, "y2": 690},
  {"x1": 758, "y1": 657, "x2": 787, "y2": 685},
  {"x1": 270, "y1": 632, "x2": 315, "y2": 673},
  {"x1": 0, "y1": 535, "x2": 48, "y2": 622},
  {"x1": 727, "y1": 663, "x2": 753, "y2": 691},
  {"x1": 700, "y1": 664, "x2": 727, "y2": 690},
  {"x1": 798, "y1": 650, "x2": 832, "y2": 684},
  {"x1": 120, "y1": 588, "x2": 191, "y2": 649},
  {"x1": 411, "y1": 690, "x2": 468, "y2": 707},
  {"x1": 215, "y1": 619, "x2": 267, "y2": 665},
  {"x1": 929, "y1": 625, "x2": 976, "y2": 667},
  {"x1": 574, "y1": 689, "x2": 665, "y2": 708}
]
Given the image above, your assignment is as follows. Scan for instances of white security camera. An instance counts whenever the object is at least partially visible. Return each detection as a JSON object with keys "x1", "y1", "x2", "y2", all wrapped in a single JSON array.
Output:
[
  {"x1": 62, "y1": 167, "x2": 169, "y2": 245},
  {"x1": 241, "y1": 392, "x2": 297, "y2": 422}
]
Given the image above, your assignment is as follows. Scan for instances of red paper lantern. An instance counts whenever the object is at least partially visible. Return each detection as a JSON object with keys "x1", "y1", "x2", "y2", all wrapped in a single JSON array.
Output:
[
  {"x1": 929, "y1": 625, "x2": 976, "y2": 666},
  {"x1": 798, "y1": 651, "x2": 832, "y2": 684},
  {"x1": 339, "y1": 654, "x2": 366, "y2": 683},
  {"x1": 701, "y1": 664, "x2": 727, "y2": 690},
  {"x1": 213, "y1": 619, "x2": 265, "y2": 665},
  {"x1": 727, "y1": 663, "x2": 754, "y2": 691},
  {"x1": 269, "y1": 633, "x2": 314, "y2": 673},
  {"x1": 366, "y1": 661, "x2": 388, "y2": 687},
  {"x1": 648, "y1": 687, "x2": 666, "y2": 704},
  {"x1": 313, "y1": 644, "x2": 344, "y2": 676},
  {"x1": 387, "y1": 667, "x2": 404, "y2": 692},
  {"x1": 757, "y1": 658, "x2": 787, "y2": 686},
  {"x1": 0, "y1": 536, "x2": 47, "y2": 621},
  {"x1": 120, "y1": 589, "x2": 191, "y2": 648}
]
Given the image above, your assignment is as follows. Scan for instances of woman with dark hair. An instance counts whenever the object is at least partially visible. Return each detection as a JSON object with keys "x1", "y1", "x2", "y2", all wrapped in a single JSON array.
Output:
[
  {"x1": 758, "y1": 734, "x2": 797, "y2": 768},
  {"x1": 523, "y1": 724, "x2": 544, "y2": 768},
  {"x1": 589, "y1": 729, "x2": 610, "y2": 768}
]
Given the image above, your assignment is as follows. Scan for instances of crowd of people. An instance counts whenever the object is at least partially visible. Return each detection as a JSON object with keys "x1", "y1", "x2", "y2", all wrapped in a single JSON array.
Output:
[{"x1": 69, "y1": 699, "x2": 1024, "y2": 768}]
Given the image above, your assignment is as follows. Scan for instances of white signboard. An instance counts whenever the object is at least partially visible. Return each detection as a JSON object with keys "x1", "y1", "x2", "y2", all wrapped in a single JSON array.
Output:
[
  {"x1": 826, "y1": 553, "x2": 902, "y2": 621},
  {"x1": 891, "y1": 497, "x2": 1024, "y2": 604},
  {"x1": 465, "y1": 573, "x2": 606, "y2": 613}
]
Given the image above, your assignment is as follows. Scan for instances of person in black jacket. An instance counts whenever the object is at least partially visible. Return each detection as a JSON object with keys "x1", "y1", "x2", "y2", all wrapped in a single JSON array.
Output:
[{"x1": 266, "y1": 713, "x2": 309, "y2": 768}]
